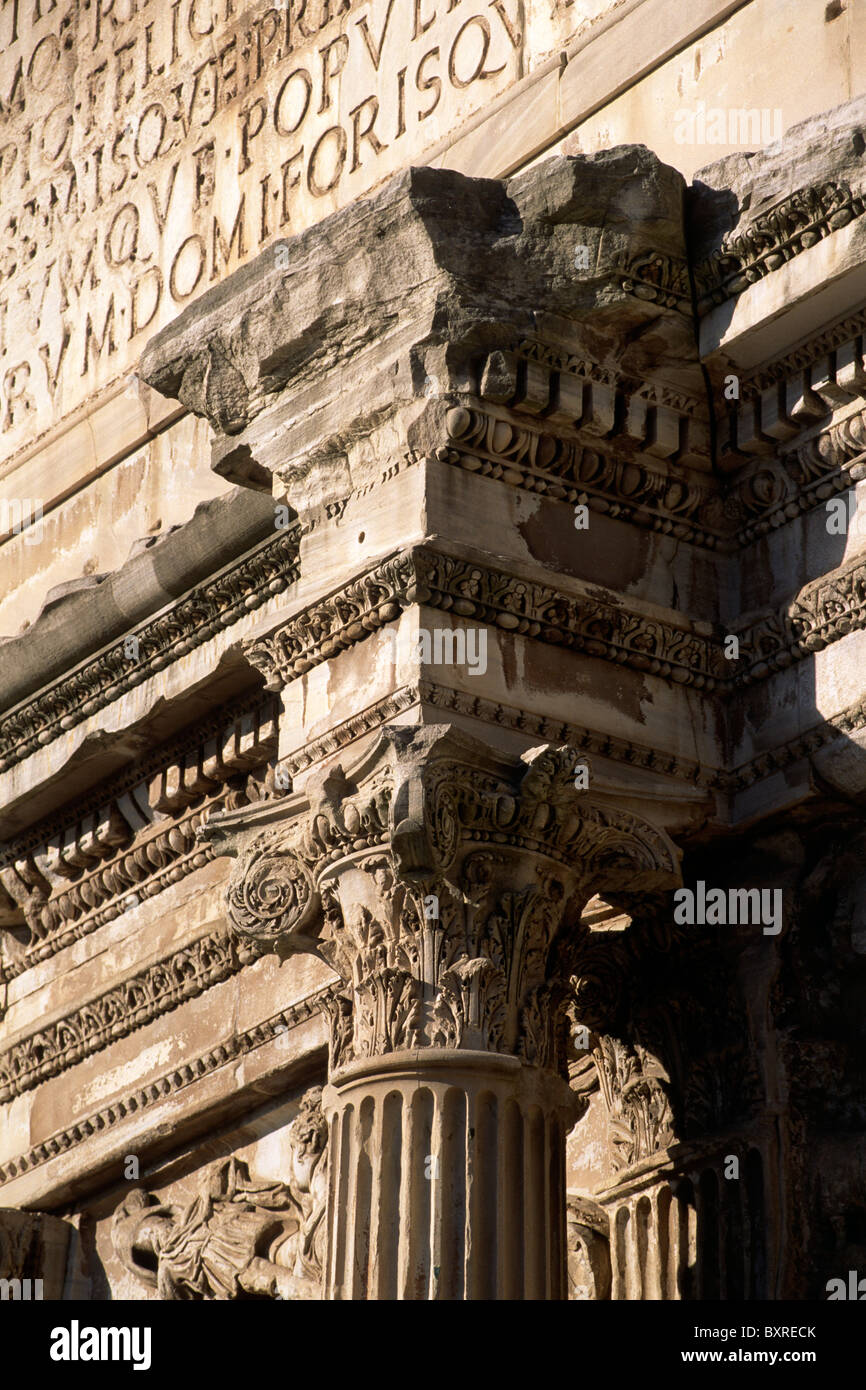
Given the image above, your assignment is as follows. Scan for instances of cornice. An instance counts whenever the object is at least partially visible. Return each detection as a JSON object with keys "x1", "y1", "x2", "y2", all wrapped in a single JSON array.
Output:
[
  {"x1": 617, "y1": 247, "x2": 693, "y2": 316},
  {"x1": 740, "y1": 308, "x2": 866, "y2": 396},
  {"x1": 730, "y1": 688, "x2": 866, "y2": 789},
  {"x1": 734, "y1": 549, "x2": 866, "y2": 683},
  {"x1": 243, "y1": 541, "x2": 866, "y2": 698},
  {"x1": 243, "y1": 546, "x2": 727, "y2": 693},
  {"x1": 614, "y1": 182, "x2": 866, "y2": 320},
  {"x1": 444, "y1": 388, "x2": 866, "y2": 553},
  {"x1": 721, "y1": 315, "x2": 866, "y2": 539},
  {"x1": 282, "y1": 677, "x2": 866, "y2": 799},
  {"x1": 730, "y1": 418, "x2": 866, "y2": 545},
  {"x1": 2, "y1": 804, "x2": 220, "y2": 983},
  {"x1": 0, "y1": 701, "x2": 281, "y2": 980},
  {"x1": 693, "y1": 181, "x2": 866, "y2": 314},
  {"x1": 282, "y1": 678, "x2": 722, "y2": 784},
  {"x1": 0, "y1": 525, "x2": 301, "y2": 774},
  {"x1": 444, "y1": 400, "x2": 723, "y2": 548},
  {"x1": 0, "y1": 986, "x2": 336, "y2": 1188},
  {"x1": 517, "y1": 339, "x2": 701, "y2": 414},
  {"x1": 283, "y1": 687, "x2": 421, "y2": 776},
  {"x1": 0, "y1": 691, "x2": 276, "y2": 860},
  {"x1": 418, "y1": 680, "x2": 866, "y2": 798},
  {"x1": 0, "y1": 929, "x2": 241, "y2": 1102}
]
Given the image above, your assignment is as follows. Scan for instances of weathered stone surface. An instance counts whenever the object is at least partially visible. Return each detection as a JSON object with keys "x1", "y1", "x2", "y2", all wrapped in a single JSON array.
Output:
[
  {"x1": 140, "y1": 150, "x2": 695, "y2": 499},
  {"x1": 1, "y1": 0, "x2": 865, "y2": 1316},
  {"x1": 690, "y1": 94, "x2": 866, "y2": 270},
  {"x1": 4, "y1": 0, "x2": 820, "y2": 469},
  {"x1": 0, "y1": 487, "x2": 277, "y2": 713}
]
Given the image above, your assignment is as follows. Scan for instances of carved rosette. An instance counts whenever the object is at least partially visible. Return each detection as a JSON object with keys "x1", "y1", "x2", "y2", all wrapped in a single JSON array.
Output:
[
  {"x1": 224, "y1": 831, "x2": 317, "y2": 947},
  {"x1": 221, "y1": 726, "x2": 680, "y2": 1076}
]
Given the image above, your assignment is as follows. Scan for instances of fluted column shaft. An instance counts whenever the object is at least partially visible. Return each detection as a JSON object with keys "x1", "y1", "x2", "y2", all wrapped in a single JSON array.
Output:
[
  {"x1": 323, "y1": 1049, "x2": 574, "y2": 1300},
  {"x1": 211, "y1": 725, "x2": 681, "y2": 1301}
]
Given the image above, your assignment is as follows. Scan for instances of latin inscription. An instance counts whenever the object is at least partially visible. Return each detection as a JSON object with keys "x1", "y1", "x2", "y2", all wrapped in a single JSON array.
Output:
[{"x1": 0, "y1": 0, "x2": 523, "y2": 454}]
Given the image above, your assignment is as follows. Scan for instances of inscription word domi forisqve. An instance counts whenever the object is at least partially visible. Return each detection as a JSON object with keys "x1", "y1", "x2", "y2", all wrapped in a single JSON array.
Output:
[{"x1": 0, "y1": 0, "x2": 522, "y2": 451}]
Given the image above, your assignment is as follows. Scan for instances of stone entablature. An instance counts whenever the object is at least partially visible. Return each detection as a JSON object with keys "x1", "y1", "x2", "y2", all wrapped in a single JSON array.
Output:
[
  {"x1": 2, "y1": 14, "x2": 866, "y2": 1303},
  {"x1": 0, "y1": 696, "x2": 281, "y2": 972},
  {"x1": 0, "y1": 516, "x2": 300, "y2": 777}
]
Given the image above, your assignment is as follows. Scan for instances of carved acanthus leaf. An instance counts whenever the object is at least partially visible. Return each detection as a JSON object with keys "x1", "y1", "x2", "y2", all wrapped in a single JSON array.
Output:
[{"x1": 216, "y1": 728, "x2": 681, "y2": 1073}]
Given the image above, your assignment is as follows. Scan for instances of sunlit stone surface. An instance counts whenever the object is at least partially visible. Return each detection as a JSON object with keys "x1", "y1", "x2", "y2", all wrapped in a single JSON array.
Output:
[{"x1": 1, "y1": 0, "x2": 865, "y2": 1303}]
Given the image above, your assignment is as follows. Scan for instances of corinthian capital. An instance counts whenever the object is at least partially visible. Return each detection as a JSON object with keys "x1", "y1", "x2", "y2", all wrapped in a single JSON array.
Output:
[{"x1": 209, "y1": 726, "x2": 679, "y2": 1073}]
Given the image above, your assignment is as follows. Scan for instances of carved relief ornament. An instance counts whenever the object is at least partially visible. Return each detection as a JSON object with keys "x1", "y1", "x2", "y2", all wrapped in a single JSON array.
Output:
[
  {"x1": 112, "y1": 1088, "x2": 327, "y2": 1301},
  {"x1": 208, "y1": 726, "x2": 680, "y2": 1074}
]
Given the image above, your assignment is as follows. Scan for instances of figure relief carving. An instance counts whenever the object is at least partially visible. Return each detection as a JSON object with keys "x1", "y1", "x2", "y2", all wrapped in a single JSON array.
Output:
[
  {"x1": 111, "y1": 1087, "x2": 327, "y2": 1300},
  {"x1": 566, "y1": 1195, "x2": 612, "y2": 1300}
]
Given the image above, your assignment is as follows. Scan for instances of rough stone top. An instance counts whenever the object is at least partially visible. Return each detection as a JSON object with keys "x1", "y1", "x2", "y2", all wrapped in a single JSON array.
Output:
[
  {"x1": 139, "y1": 150, "x2": 691, "y2": 448},
  {"x1": 690, "y1": 93, "x2": 866, "y2": 268}
]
